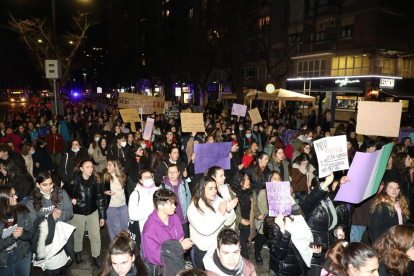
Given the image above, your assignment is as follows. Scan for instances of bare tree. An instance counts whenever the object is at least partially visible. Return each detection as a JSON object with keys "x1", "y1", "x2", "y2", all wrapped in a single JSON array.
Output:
[{"x1": 8, "y1": 11, "x2": 99, "y2": 90}]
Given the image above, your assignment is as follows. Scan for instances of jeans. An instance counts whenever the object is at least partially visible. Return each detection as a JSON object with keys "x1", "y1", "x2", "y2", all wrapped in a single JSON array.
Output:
[
  {"x1": 350, "y1": 225, "x2": 367, "y2": 242},
  {"x1": 0, "y1": 250, "x2": 31, "y2": 276},
  {"x1": 239, "y1": 226, "x2": 250, "y2": 260},
  {"x1": 106, "y1": 205, "x2": 129, "y2": 241}
]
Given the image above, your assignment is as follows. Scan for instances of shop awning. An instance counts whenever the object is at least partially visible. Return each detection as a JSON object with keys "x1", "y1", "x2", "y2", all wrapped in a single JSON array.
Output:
[
  {"x1": 293, "y1": 87, "x2": 364, "y2": 93},
  {"x1": 245, "y1": 88, "x2": 315, "y2": 102},
  {"x1": 380, "y1": 88, "x2": 414, "y2": 99}
]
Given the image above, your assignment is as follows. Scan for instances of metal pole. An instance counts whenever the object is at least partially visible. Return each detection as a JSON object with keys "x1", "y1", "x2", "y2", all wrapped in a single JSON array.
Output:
[
  {"x1": 268, "y1": 94, "x2": 270, "y2": 119},
  {"x1": 53, "y1": 79, "x2": 58, "y2": 115}
]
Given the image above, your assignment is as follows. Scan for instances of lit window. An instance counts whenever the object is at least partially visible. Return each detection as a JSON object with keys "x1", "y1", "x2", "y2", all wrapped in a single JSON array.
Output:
[
  {"x1": 297, "y1": 60, "x2": 325, "y2": 77},
  {"x1": 189, "y1": 8, "x2": 194, "y2": 18},
  {"x1": 331, "y1": 55, "x2": 370, "y2": 76},
  {"x1": 382, "y1": 59, "x2": 395, "y2": 75},
  {"x1": 258, "y1": 16, "x2": 270, "y2": 29},
  {"x1": 402, "y1": 59, "x2": 412, "y2": 78}
]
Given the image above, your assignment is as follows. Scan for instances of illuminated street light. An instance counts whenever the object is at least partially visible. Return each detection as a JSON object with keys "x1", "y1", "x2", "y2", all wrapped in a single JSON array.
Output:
[
  {"x1": 38, "y1": 39, "x2": 43, "y2": 43},
  {"x1": 266, "y1": 83, "x2": 276, "y2": 118},
  {"x1": 69, "y1": 41, "x2": 74, "y2": 44}
]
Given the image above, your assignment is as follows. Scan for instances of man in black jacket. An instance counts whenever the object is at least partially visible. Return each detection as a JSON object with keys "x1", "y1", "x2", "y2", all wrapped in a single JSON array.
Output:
[{"x1": 0, "y1": 143, "x2": 25, "y2": 168}]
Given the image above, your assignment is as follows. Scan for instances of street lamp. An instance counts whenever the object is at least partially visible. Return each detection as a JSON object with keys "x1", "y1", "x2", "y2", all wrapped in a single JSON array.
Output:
[
  {"x1": 266, "y1": 83, "x2": 275, "y2": 119},
  {"x1": 69, "y1": 40, "x2": 73, "y2": 44},
  {"x1": 38, "y1": 39, "x2": 43, "y2": 43}
]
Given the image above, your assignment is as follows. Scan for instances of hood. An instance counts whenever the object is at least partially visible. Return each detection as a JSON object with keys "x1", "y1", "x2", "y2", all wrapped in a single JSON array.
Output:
[
  {"x1": 145, "y1": 209, "x2": 181, "y2": 239},
  {"x1": 161, "y1": 177, "x2": 183, "y2": 188},
  {"x1": 203, "y1": 243, "x2": 232, "y2": 276}
]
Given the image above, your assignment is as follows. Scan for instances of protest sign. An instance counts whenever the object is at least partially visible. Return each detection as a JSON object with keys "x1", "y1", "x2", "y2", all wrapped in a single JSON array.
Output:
[
  {"x1": 194, "y1": 142, "x2": 232, "y2": 174},
  {"x1": 356, "y1": 102, "x2": 402, "y2": 137},
  {"x1": 281, "y1": 130, "x2": 298, "y2": 146},
  {"x1": 164, "y1": 101, "x2": 172, "y2": 109},
  {"x1": 334, "y1": 143, "x2": 393, "y2": 204},
  {"x1": 248, "y1": 108, "x2": 262, "y2": 125},
  {"x1": 313, "y1": 135, "x2": 349, "y2": 178},
  {"x1": 118, "y1": 93, "x2": 137, "y2": 109},
  {"x1": 266, "y1": 182, "x2": 291, "y2": 216},
  {"x1": 231, "y1": 104, "x2": 247, "y2": 117},
  {"x1": 143, "y1": 118, "x2": 155, "y2": 141},
  {"x1": 119, "y1": 109, "x2": 141, "y2": 122},
  {"x1": 154, "y1": 97, "x2": 165, "y2": 114},
  {"x1": 398, "y1": 128, "x2": 414, "y2": 145},
  {"x1": 180, "y1": 113, "x2": 205, "y2": 133},
  {"x1": 182, "y1": 109, "x2": 192, "y2": 113},
  {"x1": 118, "y1": 93, "x2": 165, "y2": 114}
]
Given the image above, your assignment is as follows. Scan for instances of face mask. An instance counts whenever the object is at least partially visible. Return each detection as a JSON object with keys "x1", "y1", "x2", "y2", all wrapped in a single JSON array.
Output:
[
  {"x1": 94, "y1": 137, "x2": 100, "y2": 142},
  {"x1": 239, "y1": 128, "x2": 244, "y2": 131},
  {"x1": 29, "y1": 151, "x2": 35, "y2": 155},
  {"x1": 141, "y1": 144, "x2": 146, "y2": 150},
  {"x1": 303, "y1": 127, "x2": 307, "y2": 130},
  {"x1": 120, "y1": 142, "x2": 127, "y2": 147},
  {"x1": 306, "y1": 137, "x2": 312, "y2": 141},
  {"x1": 271, "y1": 141, "x2": 276, "y2": 146},
  {"x1": 72, "y1": 148, "x2": 80, "y2": 153},
  {"x1": 102, "y1": 145, "x2": 106, "y2": 148},
  {"x1": 246, "y1": 134, "x2": 251, "y2": 139},
  {"x1": 40, "y1": 188, "x2": 54, "y2": 196},
  {"x1": 143, "y1": 179, "x2": 154, "y2": 187}
]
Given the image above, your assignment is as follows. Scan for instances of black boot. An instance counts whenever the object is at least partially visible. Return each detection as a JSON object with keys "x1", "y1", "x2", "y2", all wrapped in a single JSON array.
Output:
[
  {"x1": 255, "y1": 250, "x2": 263, "y2": 265},
  {"x1": 92, "y1": 257, "x2": 101, "y2": 269},
  {"x1": 75, "y1": 252, "x2": 83, "y2": 264}
]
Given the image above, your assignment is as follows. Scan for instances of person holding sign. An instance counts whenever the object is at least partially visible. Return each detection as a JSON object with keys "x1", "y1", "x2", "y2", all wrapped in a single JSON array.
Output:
[
  {"x1": 267, "y1": 146, "x2": 290, "y2": 182},
  {"x1": 245, "y1": 152, "x2": 270, "y2": 195},
  {"x1": 290, "y1": 153, "x2": 316, "y2": 201}
]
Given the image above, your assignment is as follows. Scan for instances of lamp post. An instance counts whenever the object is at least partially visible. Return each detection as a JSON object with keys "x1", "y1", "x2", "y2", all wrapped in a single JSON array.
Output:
[{"x1": 266, "y1": 83, "x2": 275, "y2": 119}]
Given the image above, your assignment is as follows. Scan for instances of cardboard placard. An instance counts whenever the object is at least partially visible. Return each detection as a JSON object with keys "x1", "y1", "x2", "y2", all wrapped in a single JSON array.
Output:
[
  {"x1": 231, "y1": 104, "x2": 247, "y2": 117},
  {"x1": 248, "y1": 108, "x2": 262, "y2": 125},
  {"x1": 313, "y1": 135, "x2": 349, "y2": 178},
  {"x1": 356, "y1": 102, "x2": 402, "y2": 137},
  {"x1": 180, "y1": 113, "x2": 205, "y2": 133},
  {"x1": 143, "y1": 118, "x2": 155, "y2": 141},
  {"x1": 119, "y1": 109, "x2": 141, "y2": 122},
  {"x1": 266, "y1": 182, "x2": 291, "y2": 216},
  {"x1": 118, "y1": 93, "x2": 165, "y2": 114},
  {"x1": 182, "y1": 109, "x2": 192, "y2": 113}
]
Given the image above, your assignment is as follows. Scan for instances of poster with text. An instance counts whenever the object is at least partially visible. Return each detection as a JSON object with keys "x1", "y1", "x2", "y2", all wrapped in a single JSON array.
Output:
[
  {"x1": 266, "y1": 182, "x2": 291, "y2": 216},
  {"x1": 231, "y1": 104, "x2": 247, "y2": 117},
  {"x1": 248, "y1": 108, "x2": 262, "y2": 125},
  {"x1": 119, "y1": 109, "x2": 140, "y2": 122},
  {"x1": 180, "y1": 113, "x2": 205, "y2": 133},
  {"x1": 314, "y1": 135, "x2": 349, "y2": 178},
  {"x1": 194, "y1": 142, "x2": 232, "y2": 174},
  {"x1": 143, "y1": 118, "x2": 155, "y2": 141}
]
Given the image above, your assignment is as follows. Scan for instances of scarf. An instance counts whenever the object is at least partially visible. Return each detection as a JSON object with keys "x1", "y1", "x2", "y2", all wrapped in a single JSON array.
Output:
[
  {"x1": 321, "y1": 198, "x2": 337, "y2": 230},
  {"x1": 285, "y1": 215, "x2": 314, "y2": 267},
  {"x1": 213, "y1": 250, "x2": 244, "y2": 276}
]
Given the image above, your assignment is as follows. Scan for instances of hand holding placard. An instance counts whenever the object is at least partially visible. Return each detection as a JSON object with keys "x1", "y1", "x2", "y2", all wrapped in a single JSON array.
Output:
[
  {"x1": 266, "y1": 182, "x2": 291, "y2": 216},
  {"x1": 248, "y1": 108, "x2": 262, "y2": 125},
  {"x1": 313, "y1": 135, "x2": 349, "y2": 178},
  {"x1": 180, "y1": 113, "x2": 205, "y2": 133}
]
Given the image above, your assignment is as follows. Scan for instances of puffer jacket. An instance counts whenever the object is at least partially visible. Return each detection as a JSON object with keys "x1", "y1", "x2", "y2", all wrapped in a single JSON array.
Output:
[
  {"x1": 63, "y1": 171, "x2": 106, "y2": 219},
  {"x1": 245, "y1": 163, "x2": 270, "y2": 195},
  {"x1": 300, "y1": 185, "x2": 338, "y2": 266},
  {"x1": 266, "y1": 223, "x2": 308, "y2": 276},
  {"x1": 0, "y1": 207, "x2": 33, "y2": 268}
]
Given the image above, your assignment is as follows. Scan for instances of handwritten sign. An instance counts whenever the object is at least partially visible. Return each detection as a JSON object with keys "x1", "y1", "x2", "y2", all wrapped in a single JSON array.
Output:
[
  {"x1": 266, "y1": 182, "x2": 291, "y2": 216},
  {"x1": 248, "y1": 108, "x2": 262, "y2": 125},
  {"x1": 281, "y1": 130, "x2": 298, "y2": 146},
  {"x1": 313, "y1": 135, "x2": 349, "y2": 178},
  {"x1": 194, "y1": 142, "x2": 232, "y2": 174},
  {"x1": 398, "y1": 128, "x2": 414, "y2": 145},
  {"x1": 231, "y1": 104, "x2": 247, "y2": 117},
  {"x1": 180, "y1": 113, "x2": 205, "y2": 133},
  {"x1": 356, "y1": 102, "x2": 402, "y2": 137},
  {"x1": 118, "y1": 93, "x2": 165, "y2": 114},
  {"x1": 143, "y1": 118, "x2": 155, "y2": 141},
  {"x1": 119, "y1": 109, "x2": 141, "y2": 123}
]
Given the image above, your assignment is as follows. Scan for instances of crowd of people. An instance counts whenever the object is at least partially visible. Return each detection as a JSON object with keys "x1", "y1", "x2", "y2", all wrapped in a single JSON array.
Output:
[{"x1": 0, "y1": 97, "x2": 413, "y2": 276}]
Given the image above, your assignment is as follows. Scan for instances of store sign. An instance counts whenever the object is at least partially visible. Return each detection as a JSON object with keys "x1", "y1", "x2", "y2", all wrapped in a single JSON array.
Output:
[
  {"x1": 175, "y1": 87, "x2": 182, "y2": 96},
  {"x1": 335, "y1": 78, "x2": 360, "y2": 87},
  {"x1": 379, "y1": 78, "x2": 395, "y2": 88}
]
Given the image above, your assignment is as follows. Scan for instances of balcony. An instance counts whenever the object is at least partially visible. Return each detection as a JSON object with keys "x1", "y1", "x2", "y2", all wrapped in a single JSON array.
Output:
[{"x1": 291, "y1": 39, "x2": 336, "y2": 58}]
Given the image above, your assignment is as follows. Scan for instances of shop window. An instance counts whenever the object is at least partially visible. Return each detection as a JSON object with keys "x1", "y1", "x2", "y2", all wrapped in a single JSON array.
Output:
[
  {"x1": 402, "y1": 59, "x2": 412, "y2": 78},
  {"x1": 243, "y1": 68, "x2": 256, "y2": 81},
  {"x1": 258, "y1": 16, "x2": 270, "y2": 29},
  {"x1": 400, "y1": 100, "x2": 409, "y2": 112},
  {"x1": 342, "y1": 25, "x2": 354, "y2": 38},
  {"x1": 331, "y1": 55, "x2": 369, "y2": 76},
  {"x1": 382, "y1": 59, "x2": 395, "y2": 75},
  {"x1": 298, "y1": 59, "x2": 325, "y2": 77},
  {"x1": 258, "y1": 66, "x2": 270, "y2": 80}
]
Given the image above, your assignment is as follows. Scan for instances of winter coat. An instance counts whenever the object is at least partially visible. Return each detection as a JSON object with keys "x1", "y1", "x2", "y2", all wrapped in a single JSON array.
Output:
[
  {"x1": 0, "y1": 133, "x2": 22, "y2": 153},
  {"x1": 266, "y1": 223, "x2": 308, "y2": 276},
  {"x1": 229, "y1": 188, "x2": 256, "y2": 244},
  {"x1": 9, "y1": 151, "x2": 26, "y2": 169},
  {"x1": 57, "y1": 149, "x2": 89, "y2": 184},
  {"x1": 291, "y1": 163, "x2": 316, "y2": 193},
  {"x1": 187, "y1": 197, "x2": 236, "y2": 251},
  {"x1": 92, "y1": 146, "x2": 107, "y2": 173},
  {"x1": 141, "y1": 210, "x2": 184, "y2": 267},
  {"x1": 267, "y1": 160, "x2": 290, "y2": 182},
  {"x1": 62, "y1": 171, "x2": 106, "y2": 219},
  {"x1": 162, "y1": 178, "x2": 191, "y2": 222},
  {"x1": 124, "y1": 155, "x2": 147, "y2": 183},
  {"x1": 0, "y1": 207, "x2": 33, "y2": 268},
  {"x1": 253, "y1": 189, "x2": 269, "y2": 235},
  {"x1": 58, "y1": 121, "x2": 70, "y2": 142},
  {"x1": 203, "y1": 244, "x2": 257, "y2": 276},
  {"x1": 128, "y1": 184, "x2": 160, "y2": 233},
  {"x1": 154, "y1": 158, "x2": 187, "y2": 186},
  {"x1": 32, "y1": 146, "x2": 54, "y2": 178},
  {"x1": 148, "y1": 151, "x2": 165, "y2": 173},
  {"x1": 46, "y1": 133, "x2": 64, "y2": 154},
  {"x1": 369, "y1": 202, "x2": 404, "y2": 243},
  {"x1": 245, "y1": 163, "x2": 270, "y2": 195},
  {"x1": 351, "y1": 197, "x2": 373, "y2": 226},
  {"x1": 22, "y1": 154, "x2": 34, "y2": 178},
  {"x1": 107, "y1": 144, "x2": 127, "y2": 166},
  {"x1": 26, "y1": 189, "x2": 73, "y2": 224}
]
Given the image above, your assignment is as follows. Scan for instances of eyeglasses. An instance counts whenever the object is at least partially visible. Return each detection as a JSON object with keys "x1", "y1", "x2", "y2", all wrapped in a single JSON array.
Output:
[
  {"x1": 168, "y1": 171, "x2": 179, "y2": 175},
  {"x1": 142, "y1": 175, "x2": 153, "y2": 180}
]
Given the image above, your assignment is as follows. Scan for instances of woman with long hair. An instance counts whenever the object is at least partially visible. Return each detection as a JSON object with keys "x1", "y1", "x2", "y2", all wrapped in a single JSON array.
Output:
[
  {"x1": 229, "y1": 171, "x2": 256, "y2": 260},
  {"x1": 373, "y1": 225, "x2": 414, "y2": 276},
  {"x1": 0, "y1": 187, "x2": 33, "y2": 275},
  {"x1": 58, "y1": 139, "x2": 89, "y2": 184},
  {"x1": 369, "y1": 180, "x2": 410, "y2": 243},
  {"x1": 26, "y1": 171, "x2": 74, "y2": 275},
  {"x1": 93, "y1": 137, "x2": 108, "y2": 173},
  {"x1": 187, "y1": 176, "x2": 238, "y2": 270},
  {"x1": 290, "y1": 153, "x2": 316, "y2": 199},
  {"x1": 267, "y1": 146, "x2": 290, "y2": 182},
  {"x1": 245, "y1": 151, "x2": 270, "y2": 194},
  {"x1": 241, "y1": 141, "x2": 259, "y2": 169},
  {"x1": 103, "y1": 158, "x2": 129, "y2": 241},
  {"x1": 0, "y1": 159, "x2": 34, "y2": 204},
  {"x1": 21, "y1": 143, "x2": 34, "y2": 179},
  {"x1": 98, "y1": 230, "x2": 148, "y2": 276},
  {"x1": 321, "y1": 240, "x2": 379, "y2": 276},
  {"x1": 63, "y1": 158, "x2": 106, "y2": 269},
  {"x1": 88, "y1": 133, "x2": 102, "y2": 157},
  {"x1": 205, "y1": 166, "x2": 231, "y2": 201},
  {"x1": 148, "y1": 138, "x2": 166, "y2": 174}
]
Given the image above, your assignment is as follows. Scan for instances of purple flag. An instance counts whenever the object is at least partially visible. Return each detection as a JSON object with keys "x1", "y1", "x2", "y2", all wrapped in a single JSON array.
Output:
[
  {"x1": 194, "y1": 142, "x2": 232, "y2": 174},
  {"x1": 266, "y1": 182, "x2": 291, "y2": 216}
]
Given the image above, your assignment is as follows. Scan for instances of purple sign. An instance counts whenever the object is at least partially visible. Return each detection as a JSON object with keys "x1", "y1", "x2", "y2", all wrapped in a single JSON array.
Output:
[
  {"x1": 194, "y1": 142, "x2": 232, "y2": 174},
  {"x1": 281, "y1": 130, "x2": 298, "y2": 146},
  {"x1": 231, "y1": 104, "x2": 247, "y2": 117},
  {"x1": 398, "y1": 128, "x2": 414, "y2": 145},
  {"x1": 266, "y1": 182, "x2": 291, "y2": 216}
]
